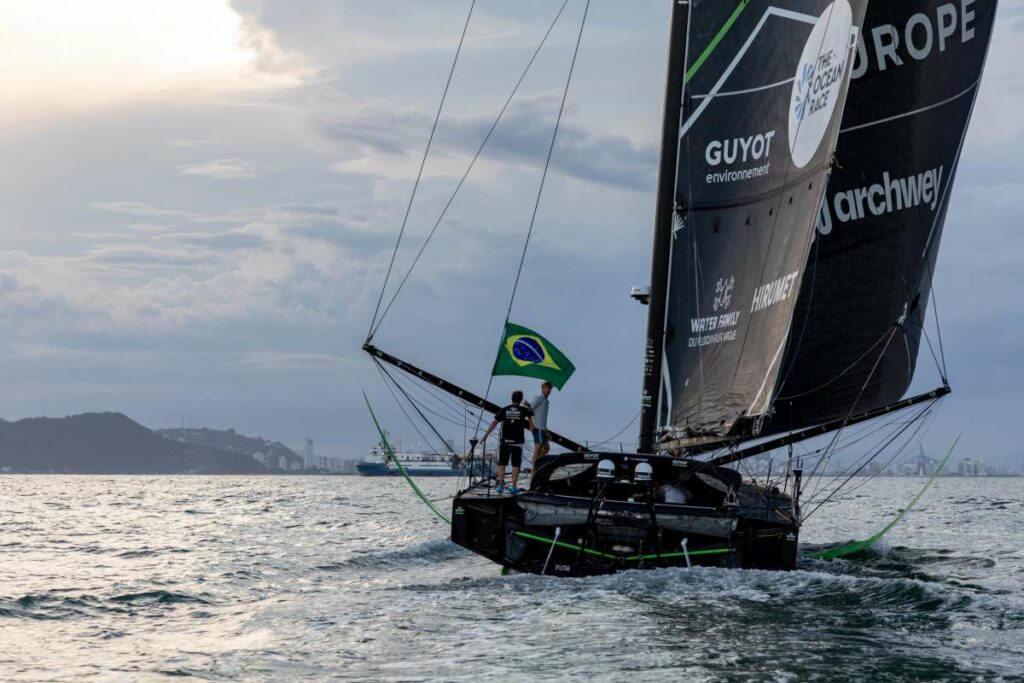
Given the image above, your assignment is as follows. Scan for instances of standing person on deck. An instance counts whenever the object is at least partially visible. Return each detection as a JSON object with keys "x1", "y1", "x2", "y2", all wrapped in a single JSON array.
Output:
[
  {"x1": 528, "y1": 381, "x2": 553, "y2": 472},
  {"x1": 480, "y1": 390, "x2": 533, "y2": 495}
]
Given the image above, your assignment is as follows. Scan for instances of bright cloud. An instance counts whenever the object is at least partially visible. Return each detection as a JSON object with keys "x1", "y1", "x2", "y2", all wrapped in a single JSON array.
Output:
[{"x1": 0, "y1": 0, "x2": 298, "y2": 117}]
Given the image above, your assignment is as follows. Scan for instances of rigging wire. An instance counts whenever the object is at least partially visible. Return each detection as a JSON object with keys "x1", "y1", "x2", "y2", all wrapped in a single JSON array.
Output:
[
  {"x1": 802, "y1": 400, "x2": 937, "y2": 522},
  {"x1": 805, "y1": 405, "x2": 931, "y2": 501},
  {"x1": 363, "y1": 392, "x2": 451, "y2": 524},
  {"x1": 390, "y1": 370, "x2": 475, "y2": 426},
  {"x1": 503, "y1": 0, "x2": 591, "y2": 326},
  {"x1": 377, "y1": 360, "x2": 459, "y2": 455},
  {"x1": 802, "y1": 327, "x2": 899, "y2": 502},
  {"x1": 919, "y1": 326, "x2": 945, "y2": 387},
  {"x1": 376, "y1": 363, "x2": 482, "y2": 493},
  {"x1": 369, "y1": 0, "x2": 573, "y2": 339},
  {"x1": 587, "y1": 411, "x2": 641, "y2": 450},
  {"x1": 806, "y1": 402, "x2": 936, "y2": 509},
  {"x1": 473, "y1": 0, "x2": 592, "y2": 440},
  {"x1": 826, "y1": 401, "x2": 943, "y2": 501},
  {"x1": 924, "y1": 257, "x2": 950, "y2": 382},
  {"x1": 367, "y1": 0, "x2": 477, "y2": 341},
  {"x1": 374, "y1": 361, "x2": 446, "y2": 456},
  {"x1": 774, "y1": 327, "x2": 895, "y2": 401},
  {"x1": 399, "y1": 367, "x2": 487, "y2": 424}
]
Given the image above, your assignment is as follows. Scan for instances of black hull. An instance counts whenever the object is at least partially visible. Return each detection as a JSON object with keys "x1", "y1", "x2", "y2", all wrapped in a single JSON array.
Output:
[
  {"x1": 451, "y1": 452, "x2": 800, "y2": 576},
  {"x1": 452, "y1": 489, "x2": 797, "y2": 575}
]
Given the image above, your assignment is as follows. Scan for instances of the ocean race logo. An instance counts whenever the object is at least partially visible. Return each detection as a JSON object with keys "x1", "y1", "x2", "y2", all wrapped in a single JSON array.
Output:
[{"x1": 788, "y1": 0, "x2": 854, "y2": 168}]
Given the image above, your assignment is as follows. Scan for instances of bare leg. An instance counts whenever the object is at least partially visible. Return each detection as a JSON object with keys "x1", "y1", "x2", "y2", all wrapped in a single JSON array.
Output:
[
  {"x1": 511, "y1": 466, "x2": 520, "y2": 489},
  {"x1": 497, "y1": 465, "x2": 506, "y2": 488}
]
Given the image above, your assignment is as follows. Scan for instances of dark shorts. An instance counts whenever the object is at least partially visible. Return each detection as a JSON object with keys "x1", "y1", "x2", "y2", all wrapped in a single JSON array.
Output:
[
  {"x1": 498, "y1": 443, "x2": 522, "y2": 468},
  {"x1": 532, "y1": 429, "x2": 548, "y2": 445}
]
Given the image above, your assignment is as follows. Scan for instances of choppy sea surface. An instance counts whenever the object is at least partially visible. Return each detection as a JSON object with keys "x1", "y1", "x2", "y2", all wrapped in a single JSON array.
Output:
[{"x1": 1, "y1": 475, "x2": 1022, "y2": 682}]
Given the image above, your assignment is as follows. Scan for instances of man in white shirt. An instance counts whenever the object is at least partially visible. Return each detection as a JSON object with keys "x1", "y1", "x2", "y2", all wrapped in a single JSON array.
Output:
[{"x1": 528, "y1": 382, "x2": 553, "y2": 472}]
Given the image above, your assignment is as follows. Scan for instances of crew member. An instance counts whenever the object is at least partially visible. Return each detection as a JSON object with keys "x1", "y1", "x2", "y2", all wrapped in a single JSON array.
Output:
[
  {"x1": 529, "y1": 381, "x2": 553, "y2": 471},
  {"x1": 481, "y1": 390, "x2": 534, "y2": 495}
]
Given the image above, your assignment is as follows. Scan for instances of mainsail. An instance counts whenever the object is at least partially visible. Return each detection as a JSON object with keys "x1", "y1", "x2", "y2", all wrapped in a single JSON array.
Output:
[
  {"x1": 765, "y1": 0, "x2": 997, "y2": 435},
  {"x1": 660, "y1": 0, "x2": 868, "y2": 443}
]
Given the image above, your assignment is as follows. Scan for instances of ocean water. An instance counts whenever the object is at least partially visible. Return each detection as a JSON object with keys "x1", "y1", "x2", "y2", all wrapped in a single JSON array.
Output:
[{"x1": 1, "y1": 475, "x2": 1022, "y2": 682}]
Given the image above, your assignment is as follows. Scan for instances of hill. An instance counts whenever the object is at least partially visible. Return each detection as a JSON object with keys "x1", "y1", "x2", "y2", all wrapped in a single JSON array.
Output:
[
  {"x1": 0, "y1": 412, "x2": 265, "y2": 474},
  {"x1": 157, "y1": 427, "x2": 302, "y2": 470}
]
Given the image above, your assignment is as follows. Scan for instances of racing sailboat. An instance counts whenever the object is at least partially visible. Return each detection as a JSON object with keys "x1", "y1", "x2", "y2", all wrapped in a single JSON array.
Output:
[{"x1": 364, "y1": 0, "x2": 997, "y2": 575}]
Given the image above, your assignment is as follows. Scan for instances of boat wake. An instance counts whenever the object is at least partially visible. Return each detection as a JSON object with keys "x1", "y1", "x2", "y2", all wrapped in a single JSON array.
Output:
[{"x1": 319, "y1": 537, "x2": 470, "y2": 573}]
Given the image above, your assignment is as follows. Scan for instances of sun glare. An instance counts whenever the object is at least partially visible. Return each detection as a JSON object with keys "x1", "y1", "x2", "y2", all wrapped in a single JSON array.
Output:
[{"x1": 0, "y1": 0, "x2": 283, "y2": 114}]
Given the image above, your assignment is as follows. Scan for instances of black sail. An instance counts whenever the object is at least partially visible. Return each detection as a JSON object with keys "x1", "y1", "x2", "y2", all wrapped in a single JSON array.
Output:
[
  {"x1": 764, "y1": 0, "x2": 997, "y2": 435},
  {"x1": 661, "y1": 0, "x2": 868, "y2": 443}
]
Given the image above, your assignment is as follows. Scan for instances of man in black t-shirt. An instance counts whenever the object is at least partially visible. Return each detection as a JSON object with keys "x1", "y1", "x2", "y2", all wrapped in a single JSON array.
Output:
[{"x1": 480, "y1": 390, "x2": 534, "y2": 495}]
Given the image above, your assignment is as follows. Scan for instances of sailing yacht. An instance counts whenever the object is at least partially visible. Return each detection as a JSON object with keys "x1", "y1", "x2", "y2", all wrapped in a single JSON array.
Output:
[{"x1": 364, "y1": 0, "x2": 997, "y2": 575}]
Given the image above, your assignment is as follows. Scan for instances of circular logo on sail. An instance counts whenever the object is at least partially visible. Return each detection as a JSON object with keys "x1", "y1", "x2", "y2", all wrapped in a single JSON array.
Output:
[{"x1": 788, "y1": 0, "x2": 853, "y2": 168}]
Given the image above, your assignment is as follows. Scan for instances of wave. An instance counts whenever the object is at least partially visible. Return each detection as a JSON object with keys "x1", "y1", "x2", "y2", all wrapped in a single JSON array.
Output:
[
  {"x1": 108, "y1": 590, "x2": 211, "y2": 605},
  {"x1": 0, "y1": 589, "x2": 213, "y2": 620}
]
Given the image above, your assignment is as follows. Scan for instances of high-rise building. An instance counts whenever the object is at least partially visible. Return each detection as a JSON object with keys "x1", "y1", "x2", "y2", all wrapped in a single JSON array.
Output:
[{"x1": 304, "y1": 438, "x2": 315, "y2": 469}]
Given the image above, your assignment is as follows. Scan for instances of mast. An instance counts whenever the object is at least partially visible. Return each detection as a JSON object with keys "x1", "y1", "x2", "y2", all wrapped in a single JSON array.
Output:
[{"x1": 639, "y1": 0, "x2": 690, "y2": 453}]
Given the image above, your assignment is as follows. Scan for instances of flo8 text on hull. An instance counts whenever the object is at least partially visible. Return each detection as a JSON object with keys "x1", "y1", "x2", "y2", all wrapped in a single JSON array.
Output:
[{"x1": 362, "y1": 0, "x2": 996, "y2": 576}]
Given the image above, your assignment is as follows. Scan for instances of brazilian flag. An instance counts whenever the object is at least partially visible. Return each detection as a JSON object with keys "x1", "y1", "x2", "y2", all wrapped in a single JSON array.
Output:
[{"x1": 491, "y1": 322, "x2": 575, "y2": 390}]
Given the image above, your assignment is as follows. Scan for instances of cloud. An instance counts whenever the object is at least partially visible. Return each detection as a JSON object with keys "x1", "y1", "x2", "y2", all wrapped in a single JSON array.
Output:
[
  {"x1": 232, "y1": 351, "x2": 358, "y2": 370},
  {"x1": 93, "y1": 201, "x2": 193, "y2": 218},
  {"x1": 168, "y1": 138, "x2": 223, "y2": 148},
  {"x1": 69, "y1": 232, "x2": 137, "y2": 241},
  {"x1": 82, "y1": 245, "x2": 214, "y2": 267},
  {"x1": 229, "y1": 0, "x2": 493, "y2": 72},
  {"x1": 0, "y1": 271, "x2": 21, "y2": 295},
  {"x1": 155, "y1": 228, "x2": 269, "y2": 250},
  {"x1": 317, "y1": 92, "x2": 657, "y2": 192},
  {"x1": 177, "y1": 157, "x2": 261, "y2": 179}
]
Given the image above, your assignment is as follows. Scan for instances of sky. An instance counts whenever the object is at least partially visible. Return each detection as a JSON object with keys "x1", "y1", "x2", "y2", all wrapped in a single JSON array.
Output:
[{"x1": 0, "y1": 1, "x2": 1021, "y2": 466}]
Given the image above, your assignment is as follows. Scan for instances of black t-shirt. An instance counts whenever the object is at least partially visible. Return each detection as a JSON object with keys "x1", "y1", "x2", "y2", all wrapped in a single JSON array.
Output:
[{"x1": 496, "y1": 403, "x2": 533, "y2": 444}]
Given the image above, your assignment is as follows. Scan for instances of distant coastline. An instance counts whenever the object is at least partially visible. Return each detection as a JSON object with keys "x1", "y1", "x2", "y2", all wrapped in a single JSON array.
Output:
[{"x1": 0, "y1": 412, "x2": 357, "y2": 475}]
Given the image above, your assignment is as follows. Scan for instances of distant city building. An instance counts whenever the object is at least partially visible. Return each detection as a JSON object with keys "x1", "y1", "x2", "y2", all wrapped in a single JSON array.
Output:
[
  {"x1": 864, "y1": 461, "x2": 890, "y2": 476},
  {"x1": 304, "y1": 438, "x2": 316, "y2": 469},
  {"x1": 252, "y1": 450, "x2": 269, "y2": 469},
  {"x1": 957, "y1": 458, "x2": 985, "y2": 477}
]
